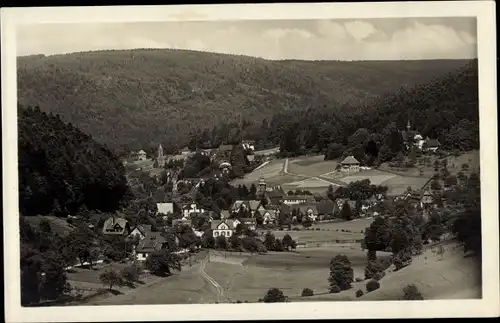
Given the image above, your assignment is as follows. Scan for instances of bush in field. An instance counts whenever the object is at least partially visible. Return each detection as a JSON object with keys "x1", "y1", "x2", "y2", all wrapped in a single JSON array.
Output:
[
  {"x1": 263, "y1": 288, "x2": 287, "y2": 303},
  {"x1": 330, "y1": 285, "x2": 341, "y2": 294},
  {"x1": 328, "y1": 254, "x2": 354, "y2": 291},
  {"x1": 364, "y1": 260, "x2": 385, "y2": 280},
  {"x1": 373, "y1": 271, "x2": 385, "y2": 281},
  {"x1": 301, "y1": 288, "x2": 314, "y2": 297},
  {"x1": 402, "y1": 284, "x2": 424, "y2": 300},
  {"x1": 120, "y1": 264, "x2": 142, "y2": 285},
  {"x1": 366, "y1": 279, "x2": 380, "y2": 293},
  {"x1": 355, "y1": 289, "x2": 364, "y2": 298},
  {"x1": 99, "y1": 269, "x2": 124, "y2": 291}
]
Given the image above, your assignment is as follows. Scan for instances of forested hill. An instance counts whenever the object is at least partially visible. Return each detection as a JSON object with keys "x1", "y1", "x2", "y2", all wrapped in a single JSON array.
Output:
[
  {"x1": 18, "y1": 106, "x2": 130, "y2": 217},
  {"x1": 272, "y1": 60, "x2": 479, "y2": 163},
  {"x1": 17, "y1": 49, "x2": 472, "y2": 154}
]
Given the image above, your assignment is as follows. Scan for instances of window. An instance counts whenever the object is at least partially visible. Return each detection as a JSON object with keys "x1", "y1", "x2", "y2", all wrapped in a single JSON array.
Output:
[
  {"x1": 227, "y1": 231, "x2": 231, "y2": 236},
  {"x1": 214, "y1": 231, "x2": 219, "y2": 237},
  {"x1": 143, "y1": 253, "x2": 147, "y2": 258},
  {"x1": 222, "y1": 231, "x2": 226, "y2": 236}
]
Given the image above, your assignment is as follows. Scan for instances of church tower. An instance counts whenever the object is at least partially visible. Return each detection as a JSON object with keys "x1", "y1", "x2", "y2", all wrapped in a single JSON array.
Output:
[
  {"x1": 257, "y1": 176, "x2": 267, "y2": 199},
  {"x1": 407, "y1": 119, "x2": 411, "y2": 131},
  {"x1": 158, "y1": 144, "x2": 164, "y2": 159}
]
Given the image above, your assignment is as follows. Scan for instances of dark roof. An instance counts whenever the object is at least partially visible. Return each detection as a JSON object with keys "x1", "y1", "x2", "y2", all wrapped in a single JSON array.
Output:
[
  {"x1": 136, "y1": 232, "x2": 167, "y2": 253},
  {"x1": 426, "y1": 139, "x2": 440, "y2": 147},
  {"x1": 218, "y1": 145, "x2": 234, "y2": 152},
  {"x1": 316, "y1": 200, "x2": 336, "y2": 215}
]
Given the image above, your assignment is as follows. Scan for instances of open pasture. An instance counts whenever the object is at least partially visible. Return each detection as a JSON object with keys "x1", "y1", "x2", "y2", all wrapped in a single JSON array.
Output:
[
  {"x1": 381, "y1": 175, "x2": 431, "y2": 196},
  {"x1": 272, "y1": 229, "x2": 363, "y2": 243},
  {"x1": 288, "y1": 156, "x2": 338, "y2": 177},
  {"x1": 340, "y1": 169, "x2": 398, "y2": 186},
  {"x1": 25, "y1": 215, "x2": 75, "y2": 235},
  {"x1": 291, "y1": 241, "x2": 482, "y2": 302},
  {"x1": 219, "y1": 247, "x2": 391, "y2": 302}
]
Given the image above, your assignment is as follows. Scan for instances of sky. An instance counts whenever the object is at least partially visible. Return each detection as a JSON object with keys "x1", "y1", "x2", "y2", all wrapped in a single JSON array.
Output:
[{"x1": 16, "y1": 17, "x2": 477, "y2": 60}]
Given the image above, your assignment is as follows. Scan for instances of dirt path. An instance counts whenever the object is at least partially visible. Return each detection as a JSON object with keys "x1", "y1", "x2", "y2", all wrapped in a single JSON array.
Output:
[{"x1": 200, "y1": 254, "x2": 227, "y2": 303}]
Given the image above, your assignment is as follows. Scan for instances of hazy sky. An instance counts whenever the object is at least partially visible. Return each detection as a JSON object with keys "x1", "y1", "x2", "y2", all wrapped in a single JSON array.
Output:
[{"x1": 16, "y1": 17, "x2": 477, "y2": 60}]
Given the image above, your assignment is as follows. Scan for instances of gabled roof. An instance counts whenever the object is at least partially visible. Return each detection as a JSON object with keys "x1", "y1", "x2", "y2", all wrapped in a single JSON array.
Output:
[
  {"x1": 297, "y1": 204, "x2": 318, "y2": 214},
  {"x1": 136, "y1": 232, "x2": 167, "y2": 253},
  {"x1": 247, "y1": 200, "x2": 262, "y2": 211},
  {"x1": 138, "y1": 150, "x2": 147, "y2": 154},
  {"x1": 211, "y1": 219, "x2": 234, "y2": 230},
  {"x1": 340, "y1": 156, "x2": 360, "y2": 165},
  {"x1": 129, "y1": 224, "x2": 152, "y2": 237},
  {"x1": 102, "y1": 216, "x2": 129, "y2": 235}
]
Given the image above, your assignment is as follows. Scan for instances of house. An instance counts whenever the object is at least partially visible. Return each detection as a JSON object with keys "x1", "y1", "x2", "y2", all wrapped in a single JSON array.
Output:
[
  {"x1": 180, "y1": 203, "x2": 205, "y2": 219},
  {"x1": 232, "y1": 218, "x2": 242, "y2": 229},
  {"x1": 127, "y1": 224, "x2": 152, "y2": 241},
  {"x1": 282, "y1": 195, "x2": 315, "y2": 206},
  {"x1": 169, "y1": 154, "x2": 187, "y2": 163},
  {"x1": 401, "y1": 120, "x2": 421, "y2": 150},
  {"x1": 137, "y1": 150, "x2": 147, "y2": 161},
  {"x1": 267, "y1": 187, "x2": 285, "y2": 206},
  {"x1": 339, "y1": 200, "x2": 357, "y2": 212},
  {"x1": 297, "y1": 205, "x2": 319, "y2": 222},
  {"x1": 316, "y1": 199, "x2": 338, "y2": 218},
  {"x1": 340, "y1": 156, "x2": 360, "y2": 173},
  {"x1": 180, "y1": 147, "x2": 192, "y2": 156},
  {"x1": 423, "y1": 138, "x2": 441, "y2": 152},
  {"x1": 102, "y1": 215, "x2": 131, "y2": 236},
  {"x1": 135, "y1": 232, "x2": 169, "y2": 261},
  {"x1": 262, "y1": 208, "x2": 279, "y2": 224},
  {"x1": 231, "y1": 200, "x2": 249, "y2": 214},
  {"x1": 420, "y1": 190, "x2": 434, "y2": 206},
  {"x1": 211, "y1": 220, "x2": 234, "y2": 238},
  {"x1": 240, "y1": 218, "x2": 257, "y2": 230},
  {"x1": 157, "y1": 202, "x2": 174, "y2": 218},
  {"x1": 242, "y1": 140, "x2": 256, "y2": 151}
]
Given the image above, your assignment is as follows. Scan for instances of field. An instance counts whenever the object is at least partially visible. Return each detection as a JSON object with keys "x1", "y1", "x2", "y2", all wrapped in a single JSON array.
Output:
[
  {"x1": 234, "y1": 153, "x2": 437, "y2": 197},
  {"x1": 290, "y1": 240, "x2": 481, "y2": 301},
  {"x1": 269, "y1": 218, "x2": 373, "y2": 244},
  {"x1": 24, "y1": 215, "x2": 75, "y2": 235}
]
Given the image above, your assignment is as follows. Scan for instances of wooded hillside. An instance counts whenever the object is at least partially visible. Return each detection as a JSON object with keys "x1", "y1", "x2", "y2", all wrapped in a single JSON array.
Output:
[{"x1": 17, "y1": 49, "x2": 472, "y2": 154}]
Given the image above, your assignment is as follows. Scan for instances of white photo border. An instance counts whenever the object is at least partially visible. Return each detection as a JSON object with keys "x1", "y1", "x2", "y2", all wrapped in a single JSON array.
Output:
[{"x1": 2, "y1": 2, "x2": 498, "y2": 321}]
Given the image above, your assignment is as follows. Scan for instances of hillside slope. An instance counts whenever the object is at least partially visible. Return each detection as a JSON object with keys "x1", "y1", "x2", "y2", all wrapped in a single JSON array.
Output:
[{"x1": 17, "y1": 49, "x2": 471, "y2": 153}]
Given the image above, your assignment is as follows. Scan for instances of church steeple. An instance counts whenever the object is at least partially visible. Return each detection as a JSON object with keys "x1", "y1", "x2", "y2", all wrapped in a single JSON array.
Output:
[
  {"x1": 158, "y1": 144, "x2": 164, "y2": 159},
  {"x1": 406, "y1": 120, "x2": 411, "y2": 131}
]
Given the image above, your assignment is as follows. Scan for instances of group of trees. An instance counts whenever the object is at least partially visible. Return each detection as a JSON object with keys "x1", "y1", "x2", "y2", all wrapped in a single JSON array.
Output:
[
  {"x1": 263, "y1": 232, "x2": 297, "y2": 252},
  {"x1": 19, "y1": 106, "x2": 130, "y2": 217}
]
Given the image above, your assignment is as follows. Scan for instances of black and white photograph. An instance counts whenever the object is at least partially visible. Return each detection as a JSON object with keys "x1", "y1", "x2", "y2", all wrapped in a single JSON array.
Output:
[{"x1": 2, "y1": 2, "x2": 498, "y2": 322}]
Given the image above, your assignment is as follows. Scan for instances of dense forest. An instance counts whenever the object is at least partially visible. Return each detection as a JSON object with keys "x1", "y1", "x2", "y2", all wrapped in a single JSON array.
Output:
[
  {"x1": 18, "y1": 49, "x2": 471, "y2": 155},
  {"x1": 18, "y1": 106, "x2": 130, "y2": 217}
]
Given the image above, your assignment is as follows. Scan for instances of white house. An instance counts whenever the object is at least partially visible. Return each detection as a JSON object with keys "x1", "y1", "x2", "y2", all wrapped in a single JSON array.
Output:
[
  {"x1": 181, "y1": 203, "x2": 205, "y2": 219},
  {"x1": 157, "y1": 202, "x2": 174, "y2": 218},
  {"x1": 127, "y1": 224, "x2": 152, "y2": 241},
  {"x1": 212, "y1": 220, "x2": 234, "y2": 238},
  {"x1": 282, "y1": 195, "x2": 315, "y2": 206},
  {"x1": 262, "y1": 208, "x2": 278, "y2": 224},
  {"x1": 137, "y1": 150, "x2": 147, "y2": 161}
]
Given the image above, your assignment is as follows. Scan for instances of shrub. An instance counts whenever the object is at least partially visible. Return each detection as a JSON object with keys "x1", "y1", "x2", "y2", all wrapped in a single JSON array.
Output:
[
  {"x1": 402, "y1": 284, "x2": 424, "y2": 300},
  {"x1": 364, "y1": 260, "x2": 384, "y2": 279},
  {"x1": 355, "y1": 289, "x2": 364, "y2": 298},
  {"x1": 373, "y1": 271, "x2": 385, "y2": 281},
  {"x1": 330, "y1": 285, "x2": 341, "y2": 293},
  {"x1": 263, "y1": 288, "x2": 287, "y2": 303},
  {"x1": 366, "y1": 280, "x2": 380, "y2": 293},
  {"x1": 328, "y1": 254, "x2": 354, "y2": 291},
  {"x1": 301, "y1": 288, "x2": 314, "y2": 297},
  {"x1": 316, "y1": 228, "x2": 320, "y2": 231}
]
